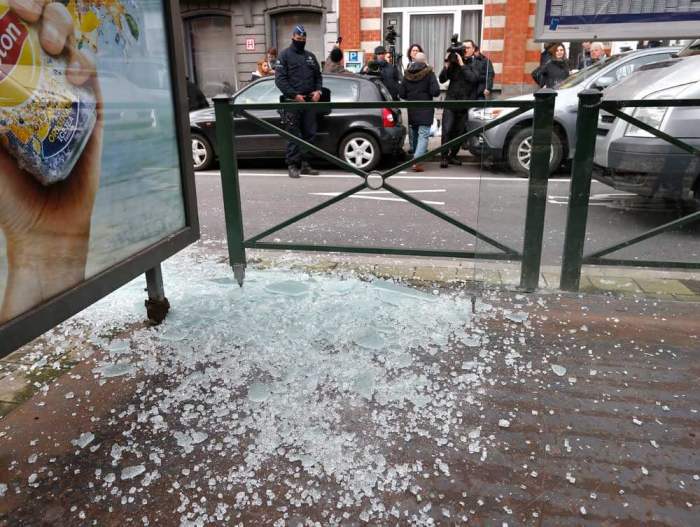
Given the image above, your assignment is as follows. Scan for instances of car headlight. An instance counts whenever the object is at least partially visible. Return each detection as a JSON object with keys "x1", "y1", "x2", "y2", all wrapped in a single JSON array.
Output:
[
  {"x1": 624, "y1": 84, "x2": 693, "y2": 138},
  {"x1": 471, "y1": 107, "x2": 516, "y2": 121}
]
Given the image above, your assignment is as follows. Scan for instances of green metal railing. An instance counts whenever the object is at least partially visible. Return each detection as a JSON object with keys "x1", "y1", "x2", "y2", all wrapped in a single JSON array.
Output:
[
  {"x1": 214, "y1": 91, "x2": 557, "y2": 289},
  {"x1": 561, "y1": 91, "x2": 700, "y2": 291}
]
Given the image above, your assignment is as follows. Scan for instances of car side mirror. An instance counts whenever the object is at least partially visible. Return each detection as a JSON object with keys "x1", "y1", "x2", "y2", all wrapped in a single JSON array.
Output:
[{"x1": 594, "y1": 76, "x2": 615, "y2": 90}]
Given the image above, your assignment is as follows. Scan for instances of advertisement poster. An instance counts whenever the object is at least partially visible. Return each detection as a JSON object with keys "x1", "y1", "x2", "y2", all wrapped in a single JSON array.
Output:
[{"x1": 0, "y1": 0, "x2": 187, "y2": 326}]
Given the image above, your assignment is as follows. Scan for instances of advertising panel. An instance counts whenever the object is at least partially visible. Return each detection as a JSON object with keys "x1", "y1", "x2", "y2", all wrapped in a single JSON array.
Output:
[
  {"x1": 535, "y1": 0, "x2": 700, "y2": 41},
  {"x1": 0, "y1": 0, "x2": 198, "y2": 356}
]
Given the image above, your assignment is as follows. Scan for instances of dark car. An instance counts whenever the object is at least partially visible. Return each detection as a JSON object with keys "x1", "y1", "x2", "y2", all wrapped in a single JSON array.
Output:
[{"x1": 190, "y1": 74, "x2": 406, "y2": 171}]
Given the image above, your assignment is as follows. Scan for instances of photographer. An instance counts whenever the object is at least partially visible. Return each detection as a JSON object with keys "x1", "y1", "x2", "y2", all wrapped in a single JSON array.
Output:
[
  {"x1": 373, "y1": 45, "x2": 400, "y2": 100},
  {"x1": 438, "y1": 37, "x2": 478, "y2": 168}
]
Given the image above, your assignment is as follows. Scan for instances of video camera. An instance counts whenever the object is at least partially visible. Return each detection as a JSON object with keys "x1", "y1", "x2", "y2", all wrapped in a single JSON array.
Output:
[
  {"x1": 446, "y1": 34, "x2": 465, "y2": 64},
  {"x1": 385, "y1": 25, "x2": 399, "y2": 46}
]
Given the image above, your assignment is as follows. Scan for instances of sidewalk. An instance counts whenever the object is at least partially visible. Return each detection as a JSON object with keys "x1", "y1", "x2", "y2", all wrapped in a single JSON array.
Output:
[{"x1": 1, "y1": 245, "x2": 699, "y2": 525}]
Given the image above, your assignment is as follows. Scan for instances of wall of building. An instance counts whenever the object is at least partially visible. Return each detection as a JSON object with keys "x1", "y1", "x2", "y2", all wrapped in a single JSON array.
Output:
[{"x1": 180, "y1": 0, "x2": 338, "y2": 90}]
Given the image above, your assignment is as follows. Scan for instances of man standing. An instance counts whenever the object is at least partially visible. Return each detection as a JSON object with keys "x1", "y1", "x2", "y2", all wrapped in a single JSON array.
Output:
[
  {"x1": 577, "y1": 41, "x2": 593, "y2": 70},
  {"x1": 469, "y1": 41, "x2": 495, "y2": 100},
  {"x1": 373, "y1": 45, "x2": 400, "y2": 100},
  {"x1": 275, "y1": 25, "x2": 323, "y2": 178},
  {"x1": 323, "y1": 47, "x2": 349, "y2": 74},
  {"x1": 438, "y1": 42, "x2": 478, "y2": 168}
]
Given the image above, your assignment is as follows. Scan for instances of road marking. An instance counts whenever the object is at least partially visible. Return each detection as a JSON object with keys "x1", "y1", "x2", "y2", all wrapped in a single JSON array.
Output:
[
  {"x1": 310, "y1": 190, "x2": 445, "y2": 206},
  {"x1": 196, "y1": 170, "x2": 573, "y2": 183},
  {"x1": 548, "y1": 192, "x2": 639, "y2": 205}
]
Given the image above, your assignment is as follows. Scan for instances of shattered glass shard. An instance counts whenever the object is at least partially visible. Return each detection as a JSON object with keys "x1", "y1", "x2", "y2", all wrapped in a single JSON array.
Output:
[
  {"x1": 265, "y1": 280, "x2": 310, "y2": 297},
  {"x1": 93, "y1": 362, "x2": 135, "y2": 379}
]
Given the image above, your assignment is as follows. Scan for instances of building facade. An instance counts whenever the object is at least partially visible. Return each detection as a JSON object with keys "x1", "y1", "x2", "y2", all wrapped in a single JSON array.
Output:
[
  {"x1": 180, "y1": 0, "x2": 340, "y2": 97},
  {"x1": 179, "y1": 0, "x2": 541, "y2": 97}
]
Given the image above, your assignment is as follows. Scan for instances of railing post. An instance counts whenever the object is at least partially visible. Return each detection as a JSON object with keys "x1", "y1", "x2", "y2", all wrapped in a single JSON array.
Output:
[
  {"x1": 560, "y1": 89, "x2": 603, "y2": 291},
  {"x1": 520, "y1": 89, "x2": 557, "y2": 292},
  {"x1": 214, "y1": 96, "x2": 247, "y2": 286}
]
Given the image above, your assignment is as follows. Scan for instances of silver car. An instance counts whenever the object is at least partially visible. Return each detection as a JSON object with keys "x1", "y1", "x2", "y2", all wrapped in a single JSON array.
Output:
[
  {"x1": 594, "y1": 51, "x2": 700, "y2": 202},
  {"x1": 467, "y1": 47, "x2": 679, "y2": 176}
]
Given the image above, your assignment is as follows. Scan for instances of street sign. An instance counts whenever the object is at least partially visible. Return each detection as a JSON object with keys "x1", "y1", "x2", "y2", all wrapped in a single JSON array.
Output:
[
  {"x1": 246, "y1": 38, "x2": 255, "y2": 51},
  {"x1": 535, "y1": 0, "x2": 700, "y2": 41},
  {"x1": 344, "y1": 50, "x2": 364, "y2": 73}
]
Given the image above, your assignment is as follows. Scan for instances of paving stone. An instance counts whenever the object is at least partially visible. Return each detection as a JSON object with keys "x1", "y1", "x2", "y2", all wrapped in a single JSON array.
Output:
[
  {"x1": 589, "y1": 276, "x2": 643, "y2": 294},
  {"x1": 0, "y1": 371, "x2": 31, "y2": 403},
  {"x1": 412, "y1": 266, "x2": 456, "y2": 282},
  {"x1": 541, "y1": 272, "x2": 561, "y2": 289},
  {"x1": 673, "y1": 294, "x2": 700, "y2": 303},
  {"x1": 473, "y1": 268, "x2": 502, "y2": 285},
  {"x1": 635, "y1": 278, "x2": 695, "y2": 296},
  {"x1": 0, "y1": 401, "x2": 17, "y2": 418},
  {"x1": 498, "y1": 269, "x2": 521, "y2": 286},
  {"x1": 372, "y1": 265, "x2": 415, "y2": 280}
]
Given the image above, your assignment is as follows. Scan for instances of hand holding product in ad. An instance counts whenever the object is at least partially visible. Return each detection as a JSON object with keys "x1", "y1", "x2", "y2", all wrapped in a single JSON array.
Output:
[{"x1": 0, "y1": 0, "x2": 103, "y2": 323}]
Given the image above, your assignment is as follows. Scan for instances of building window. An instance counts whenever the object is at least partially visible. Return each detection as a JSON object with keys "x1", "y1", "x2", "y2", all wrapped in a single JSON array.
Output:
[
  {"x1": 383, "y1": 4, "x2": 483, "y2": 69},
  {"x1": 184, "y1": 16, "x2": 236, "y2": 98}
]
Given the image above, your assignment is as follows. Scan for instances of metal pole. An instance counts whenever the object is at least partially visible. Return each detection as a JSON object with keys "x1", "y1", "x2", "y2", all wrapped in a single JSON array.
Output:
[
  {"x1": 520, "y1": 89, "x2": 557, "y2": 292},
  {"x1": 145, "y1": 265, "x2": 170, "y2": 324},
  {"x1": 214, "y1": 96, "x2": 246, "y2": 286},
  {"x1": 560, "y1": 89, "x2": 603, "y2": 291}
]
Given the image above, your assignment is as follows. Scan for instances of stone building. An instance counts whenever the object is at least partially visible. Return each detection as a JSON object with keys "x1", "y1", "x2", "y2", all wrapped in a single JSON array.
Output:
[{"x1": 180, "y1": 0, "x2": 340, "y2": 97}]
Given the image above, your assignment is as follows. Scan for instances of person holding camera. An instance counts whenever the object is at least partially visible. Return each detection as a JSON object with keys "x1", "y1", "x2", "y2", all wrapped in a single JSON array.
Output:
[
  {"x1": 275, "y1": 25, "x2": 323, "y2": 179},
  {"x1": 373, "y1": 45, "x2": 401, "y2": 100},
  {"x1": 438, "y1": 37, "x2": 478, "y2": 168}
]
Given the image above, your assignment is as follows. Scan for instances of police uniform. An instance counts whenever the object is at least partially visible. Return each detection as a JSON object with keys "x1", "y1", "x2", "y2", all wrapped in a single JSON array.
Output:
[{"x1": 274, "y1": 26, "x2": 323, "y2": 175}]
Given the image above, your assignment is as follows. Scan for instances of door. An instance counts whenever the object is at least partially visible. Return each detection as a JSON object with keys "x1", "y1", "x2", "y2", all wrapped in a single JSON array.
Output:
[
  {"x1": 232, "y1": 79, "x2": 286, "y2": 155},
  {"x1": 185, "y1": 16, "x2": 237, "y2": 98},
  {"x1": 272, "y1": 11, "x2": 324, "y2": 64}
]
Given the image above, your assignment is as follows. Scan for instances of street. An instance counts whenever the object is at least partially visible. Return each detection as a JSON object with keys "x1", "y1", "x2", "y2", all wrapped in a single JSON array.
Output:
[{"x1": 194, "y1": 159, "x2": 700, "y2": 265}]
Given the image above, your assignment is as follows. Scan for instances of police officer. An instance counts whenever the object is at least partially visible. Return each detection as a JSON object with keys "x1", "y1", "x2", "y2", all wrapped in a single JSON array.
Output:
[{"x1": 275, "y1": 25, "x2": 323, "y2": 178}]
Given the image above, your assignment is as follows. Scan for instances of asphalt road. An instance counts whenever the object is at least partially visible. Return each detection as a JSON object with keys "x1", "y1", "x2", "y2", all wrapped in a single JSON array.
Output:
[{"x1": 194, "y1": 159, "x2": 700, "y2": 266}]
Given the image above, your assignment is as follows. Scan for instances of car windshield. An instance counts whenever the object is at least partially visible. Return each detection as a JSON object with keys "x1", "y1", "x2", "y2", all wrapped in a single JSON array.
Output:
[
  {"x1": 557, "y1": 54, "x2": 626, "y2": 89},
  {"x1": 678, "y1": 39, "x2": 700, "y2": 57}
]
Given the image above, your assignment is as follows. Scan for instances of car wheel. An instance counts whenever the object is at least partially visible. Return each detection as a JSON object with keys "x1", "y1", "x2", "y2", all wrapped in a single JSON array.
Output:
[
  {"x1": 191, "y1": 132, "x2": 214, "y2": 171},
  {"x1": 339, "y1": 132, "x2": 381, "y2": 171},
  {"x1": 506, "y1": 127, "x2": 563, "y2": 177}
]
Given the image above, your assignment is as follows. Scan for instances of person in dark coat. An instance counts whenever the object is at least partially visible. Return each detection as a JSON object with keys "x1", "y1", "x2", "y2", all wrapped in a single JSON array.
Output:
[
  {"x1": 186, "y1": 77, "x2": 208, "y2": 112},
  {"x1": 576, "y1": 41, "x2": 592, "y2": 70},
  {"x1": 323, "y1": 47, "x2": 349, "y2": 74},
  {"x1": 275, "y1": 24, "x2": 323, "y2": 178},
  {"x1": 398, "y1": 52, "x2": 440, "y2": 172},
  {"x1": 373, "y1": 45, "x2": 400, "y2": 100},
  {"x1": 467, "y1": 41, "x2": 495, "y2": 100},
  {"x1": 406, "y1": 43, "x2": 424, "y2": 65},
  {"x1": 438, "y1": 43, "x2": 479, "y2": 168},
  {"x1": 534, "y1": 43, "x2": 570, "y2": 88}
]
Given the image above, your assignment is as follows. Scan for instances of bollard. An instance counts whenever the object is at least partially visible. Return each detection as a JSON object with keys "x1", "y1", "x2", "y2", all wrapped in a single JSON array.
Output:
[
  {"x1": 214, "y1": 96, "x2": 247, "y2": 286},
  {"x1": 560, "y1": 90, "x2": 603, "y2": 291},
  {"x1": 520, "y1": 89, "x2": 557, "y2": 292}
]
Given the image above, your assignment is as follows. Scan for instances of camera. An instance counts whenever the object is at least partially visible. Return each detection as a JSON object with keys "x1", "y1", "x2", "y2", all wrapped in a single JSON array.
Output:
[
  {"x1": 385, "y1": 25, "x2": 398, "y2": 45},
  {"x1": 446, "y1": 33, "x2": 465, "y2": 64}
]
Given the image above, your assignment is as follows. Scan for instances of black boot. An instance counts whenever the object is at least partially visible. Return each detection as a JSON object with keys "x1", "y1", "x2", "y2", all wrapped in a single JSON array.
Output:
[
  {"x1": 301, "y1": 162, "x2": 320, "y2": 175},
  {"x1": 288, "y1": 165, "x2": 301, "y2": 178},
  {"x1": 440, "y1": 158, "x2": 449, "y2": 169}
]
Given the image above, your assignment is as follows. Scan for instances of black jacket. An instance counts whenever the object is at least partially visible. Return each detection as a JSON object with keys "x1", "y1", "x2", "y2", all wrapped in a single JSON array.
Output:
[
  {"x1": 398, "y1": 63, "x2": 440, "y2": 126},
  {"x1": 274, "y1": 45, "x2": 322, "y2": 99},
  {"x1": 537, "y1": 59, "x2": 569, "y2": 88},
  {"x1": 377, "y1": 59, "x2": 400, "y2": 100},
  {"x1": 438, "y1": 62, "x2": 478, "y2": 101},
  {"x1": 472, "y1": 55, "x2": 495, "y2": 100}
]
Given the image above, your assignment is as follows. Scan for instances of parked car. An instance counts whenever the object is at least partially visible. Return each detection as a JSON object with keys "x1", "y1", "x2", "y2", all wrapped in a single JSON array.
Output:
[
  {"x1": 593, "y1": 53, "x2": 700, "y2": 202},
  {"x1": 466, "y1": 47, "x2": 680, "y2": 176},
  {"x1": 190, "y1": 74, "x2": 406, "y2": 171}
]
